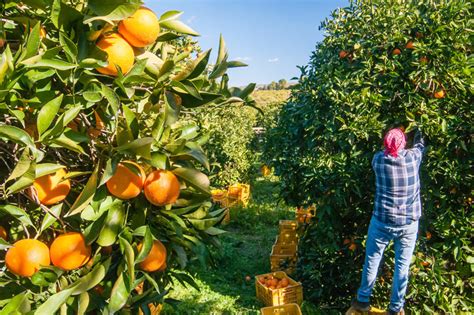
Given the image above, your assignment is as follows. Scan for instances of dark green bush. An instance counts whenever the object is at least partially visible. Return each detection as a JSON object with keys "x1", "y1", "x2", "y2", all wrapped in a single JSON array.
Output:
[{"x1": 265, "y1": 0, "x2": 472, "y2": 312}]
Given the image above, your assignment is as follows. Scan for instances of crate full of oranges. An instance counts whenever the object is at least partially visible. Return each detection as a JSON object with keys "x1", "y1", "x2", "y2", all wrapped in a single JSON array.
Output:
[{"x1": 255, "y1": 271, "x2": 303, "y2": 306}]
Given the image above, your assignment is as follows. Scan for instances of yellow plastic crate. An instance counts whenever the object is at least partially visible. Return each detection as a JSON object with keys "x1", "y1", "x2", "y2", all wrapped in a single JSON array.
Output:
[
  {"x1": 271, "y1": 243, "x2": 297, "y2": 256},
  {"x1": 270, "y1": 254, "x2": 297, "y2": 274},
  {"x1": 279, "y1": 220, "x2": 298, "y2": 233},
  {"x1": 255, "y1": 271, "x2": 303, "y2": 306},
  {"x1": 278, "y1": 230, "x2": 298, "y2": 244},
  {"x1": 274, "y1": 235, "x2": 298, "y2": 246},
  {"x1": 260, "y1": 303, "x2": 302, "y2": 315}
]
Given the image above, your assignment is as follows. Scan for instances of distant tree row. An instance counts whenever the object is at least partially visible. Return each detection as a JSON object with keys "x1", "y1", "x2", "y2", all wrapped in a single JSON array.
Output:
[{"x1": 258, "y1": 79, "x2": 288, "y2": 90}]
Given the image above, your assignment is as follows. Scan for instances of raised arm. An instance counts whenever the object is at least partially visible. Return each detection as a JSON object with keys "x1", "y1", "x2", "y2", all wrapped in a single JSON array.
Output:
[{"x1": 412, "y1": 129, "x2": 425, "y2": 161}]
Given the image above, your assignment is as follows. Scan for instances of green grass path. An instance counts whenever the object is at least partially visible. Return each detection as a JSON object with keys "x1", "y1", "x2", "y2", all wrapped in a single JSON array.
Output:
[{"x1": 161, "y1": 177, "x2": 293, "y2": 314}]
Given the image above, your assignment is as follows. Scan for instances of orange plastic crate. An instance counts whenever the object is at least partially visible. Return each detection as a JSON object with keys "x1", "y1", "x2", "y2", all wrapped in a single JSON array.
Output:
[
  {"x1": 255, "y1": 271, "x2": 303, "y2": 306},
  {"x1": 260, "y1": 303, "x2": 302, "y2": 315}
]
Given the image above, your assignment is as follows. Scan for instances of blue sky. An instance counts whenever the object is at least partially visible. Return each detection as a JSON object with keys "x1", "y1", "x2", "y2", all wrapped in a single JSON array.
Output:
[{"x1": 144, "y1": 0, "x2": 349, "y2": 86}]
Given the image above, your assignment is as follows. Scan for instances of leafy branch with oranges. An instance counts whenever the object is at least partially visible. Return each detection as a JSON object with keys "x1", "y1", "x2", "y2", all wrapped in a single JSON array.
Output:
[{"x1": 0, "y1": 0, "x2": 254, "y2": 313}]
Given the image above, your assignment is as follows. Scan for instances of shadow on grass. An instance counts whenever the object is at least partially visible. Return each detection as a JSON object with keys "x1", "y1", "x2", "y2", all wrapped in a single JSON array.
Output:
[{"x1": 161, "y1": 176, "x2": 294, "y2": 314}]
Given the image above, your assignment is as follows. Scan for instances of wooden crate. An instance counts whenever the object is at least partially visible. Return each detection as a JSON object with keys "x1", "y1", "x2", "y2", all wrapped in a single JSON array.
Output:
[
  {"x1": 255, "y1": 271, "x2": 303, "y2": 306},
  {"x1": 270, "y1": 254, "x2": 297, "y2": 274},
  {"x1": 261, "y1": 303, "x2": 302, "y2": 315},
  {"x1": 271, "y1": 243, "x2": 297, "y2": 256}
]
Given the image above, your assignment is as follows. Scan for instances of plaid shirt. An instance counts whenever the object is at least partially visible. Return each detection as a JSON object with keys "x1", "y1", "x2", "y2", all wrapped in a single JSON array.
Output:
[{"x1": 372, "y1": 132, "x2": 425, "y2": 225}]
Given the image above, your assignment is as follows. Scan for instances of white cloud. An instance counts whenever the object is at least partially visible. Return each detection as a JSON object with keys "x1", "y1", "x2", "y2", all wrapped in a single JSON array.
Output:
[
  {"x1": 186, "y1": 16, "x2": 197, "y2": 24},
  {"x1": 235, "y1": 56, "x2": 252, "y2": 61},
  {"x1": 268, "y1": 57, "x2": 279, "y2": 63}
]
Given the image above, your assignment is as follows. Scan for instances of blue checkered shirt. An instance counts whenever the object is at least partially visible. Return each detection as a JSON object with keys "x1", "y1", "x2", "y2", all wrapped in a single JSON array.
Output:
[{"x1": 372, "y1": 133, "x2": 425, "y2": 225}]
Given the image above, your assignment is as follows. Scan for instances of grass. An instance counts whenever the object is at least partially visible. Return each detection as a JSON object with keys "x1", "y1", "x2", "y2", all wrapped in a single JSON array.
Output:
[{"x1": 161, "y1": 176, "x2": 294, "y2": 314}]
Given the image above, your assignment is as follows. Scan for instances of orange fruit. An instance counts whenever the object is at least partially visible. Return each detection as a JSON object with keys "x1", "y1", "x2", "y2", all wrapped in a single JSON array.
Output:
[
  {"x1": 405, "y1": 41, "x2": 414, "y2": 49},
  {"x1": 392, "y1": 48, "x2": 401, "y2": 55},
  {"x1": 258, "y1": 277, "x2": 266, "y2": 284},
  {"x1": 138, "y1": 240, "x2": 167, "y2": 272},
  {"x1": 0, "y1": 226, "x2": 7, "y2": 240},
  {"x1": 39, "y1": 26, "x2": 46, "y2": 39},
  {"x1": 33, "y1": 168, "x2": 71, "y2": 205},
  {"x1": 339, "y1": 50, "x2": 348, "y2": 59},
  {"x1": 106, "y1": 161, "x2": 146, "y2": 199},
  {"x1": 280, "y1": 277, "x2": 289, "y2": 288},
  {"x1": 118, "y1": 7, "x2": 160, "y2": 47},
  {"x1": 50, "y1": 232, "x2": 91, "y2": 270},
  {"x1": 343, "y1": 238, "x2": 351, "y2": 245},
  {"x1": 6, "y1": 239, "x2": 50, "y2": 277},
  {"x1": 419, "y1": 56, "x2": 429, "y2": 64},
  {"x1": 421, "y1": 261, "x2": 430, "y2": 267},
  {"x1": 96, "y1": 33, "x2": 134, "y2": 76},
  {"x1": 426, "y1": 231, "x2": 432, "y2": 240},
  {"x1": 245, "y1": 275, "x2": 251, "y2": 282},
  {"x1": 93, "y1": 285, "x2": 105, "y2": 295},
  {"x1": 158, "y1": 261, "x2": 167, "y2": 272},
  {"x1": 270, "y1": 278, "x2": 278, "y2": 287},
  {"x1": 434, "y1": 89, "x2": 445, "y2": 99},
  {"x1": 144, "y1": 170, "x2": 180, "y2": 206},
  {"x1": 349, "y1": 243, "x2": 357, "y2": 251}
]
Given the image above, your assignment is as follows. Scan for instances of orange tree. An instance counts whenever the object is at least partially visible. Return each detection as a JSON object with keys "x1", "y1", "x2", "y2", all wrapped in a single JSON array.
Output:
[
  {"x1": 264, "y1": 0, "x2": 472, "y2": 313},
  {"x1": 0, "y1": 0, "x2": 250, "y2": 313}
]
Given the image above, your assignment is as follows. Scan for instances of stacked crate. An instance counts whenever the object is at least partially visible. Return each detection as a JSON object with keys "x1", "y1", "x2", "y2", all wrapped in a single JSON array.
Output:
[
  {"x1": 295, "y1": 205, "x2": 316, "y2": 224},
  {"x1": 270, "y1": 220, "x2": 298, "y2": 274}
]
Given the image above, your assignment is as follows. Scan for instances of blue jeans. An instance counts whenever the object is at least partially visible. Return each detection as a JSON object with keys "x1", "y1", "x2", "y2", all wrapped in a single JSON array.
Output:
[{"x1": 357, "y1": 216, "x2": 418, "y2": 312}]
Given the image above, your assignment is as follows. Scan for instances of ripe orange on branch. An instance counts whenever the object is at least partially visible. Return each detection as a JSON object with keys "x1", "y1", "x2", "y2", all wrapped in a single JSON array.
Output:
[
  {"x1": 0, "y1": 226, "x2": 7, "y2": 240},
  {"x1": 144, "y1": 170, "x2": 180, "y2": 206},
  {"x1": 106, "y1": 161, "x2": 146, "y2": 199},
  {"x1": 138, "y1": 240, "x2": 167, "y2": 272},
  {"x1": 392, "y1": 48, "x2": 402, "y2": 55},
  {"x1": 118, "y1": 7, "x2": 160, "y2": 47},
  {"x1": 6, "y1": 239, "x2": 50, "y2": 277},
  {"x1": 33, "y1": 168, "x2": 71, "y2": 205},
  {"x1": 96, "y1": 33, "x2": 135, "y2": 76},
  {"x1": 50, "y1": 232, "x2": 91, "y2": 270}
]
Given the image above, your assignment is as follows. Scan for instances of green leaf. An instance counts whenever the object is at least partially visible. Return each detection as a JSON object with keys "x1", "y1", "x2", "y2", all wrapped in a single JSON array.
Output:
[
  {"x1": 35, "y1": 163, "x2": 65, "y2": 178},
  {"x1": 187, "y1": 50, "x2": 212, "y2": 80},
  {"x1": 6, "y1": 160, "x2": 36, "y2": 195},
  {"x1": 88, "y1": 0, "x2": 141, "y2": 21},
  {"x1": 0, "y1": 238, "x2": 11, "y2": 250},
  {"x1": 39, "y1": 204, "x2": 62, "y2": 234},
  {"x1": 204, "y1": 227, "x2": 227, "y2": 236},
  {"x1": 31, "y1": 268, "x2": 59, "y2": 287},
  {"x1": 34, "y1": 287, "x2": 75, "y2": 314},
  {"x1": 119, "y1": 236, "x2": 135, "y2": 283},
  {"x1": 65, "y1": 165, "x2": 99, "y2": 217},
  {"x1": 70, "y1": 258, "x2": 111, "y2": 295},
  {"x1": 59, "y1": 33, "x2": 78, "y2": 63},
  {"x1": 115, "y1": 137, "x2": 153, "y2": 159},
  {"x1": 160, "y1": 19, "x2": 199, "y2": 36},
  {"x1": 84, "y1": 212, "x2": 108, "y2": 244},
  {"x1": 172, "y1": 167, "x2": 210, "y2": 194},
  {"x1": 0, "y1": 125, "x2": 37, "y2": 155},
  {"x1": 216, "y1": 34, "x2": 227, "y2": 66},
  {"x1": 101, "y1": 84, "x2": 120, "y2": 115},
  {"x1": 37, "y1": 94, "x2": 63, "y2": 136},
  {"x1": 26, "y1": 59, "x2": 77, "y2": 70},
  {"x1": 189, "y1": 212, "x2": 226, "y2": 231},
  {"x1": 108, "y1": 273, "x2": 131, "y2": 313},
  {"x1": 25, "y1": 23, "x2": 41, "y2": 60},
  {"x1": 96, "y1": 203, "x2": 125, "y2": 246},
  {"x1": 51, "y1": 133, "x2": 86, "y2": 154},
  {"x1": 0, "y1": 292, "x2": 30, "y2": 315},
  {"x1": 0, "y1": 205, "x2": 34, "y2": 227},
  {"x1": 77, "y1": 292, "x2": 89, "y2": 315},
  {"x1": 5, "y1": 148, "x2": 32, "y2": 183},
  {"x1": 135, "y1": 226, "x2": 153, "y2": 264}
]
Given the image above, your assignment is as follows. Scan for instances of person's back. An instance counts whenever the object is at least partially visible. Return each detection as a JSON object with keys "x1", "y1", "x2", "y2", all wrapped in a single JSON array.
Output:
[{"x1": 372, "y1": 131, "x2": 424, "y2": 225}]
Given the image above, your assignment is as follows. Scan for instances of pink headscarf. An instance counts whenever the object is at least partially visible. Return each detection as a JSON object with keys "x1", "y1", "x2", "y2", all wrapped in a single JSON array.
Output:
[{"x1": 384, "y1": 128, "x2": 406, "y2": 157}]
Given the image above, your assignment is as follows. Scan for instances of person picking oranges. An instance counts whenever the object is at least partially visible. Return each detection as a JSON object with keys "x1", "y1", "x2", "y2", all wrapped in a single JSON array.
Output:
[{"x1": 351, "y1": 127, "x2": 425, "y2": 315}]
